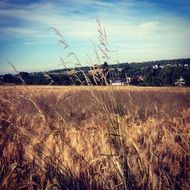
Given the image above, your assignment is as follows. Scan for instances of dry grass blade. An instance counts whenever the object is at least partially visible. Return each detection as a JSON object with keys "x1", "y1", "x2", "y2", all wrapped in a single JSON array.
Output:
[{"x1": 7, "y1": 60, "x2": 26, "y2": 85}]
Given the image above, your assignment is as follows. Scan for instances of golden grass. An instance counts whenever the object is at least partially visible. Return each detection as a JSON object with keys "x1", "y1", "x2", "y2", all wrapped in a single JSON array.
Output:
[{"x1": 0, "y1": 86, "x2": 190, "y2": 190}]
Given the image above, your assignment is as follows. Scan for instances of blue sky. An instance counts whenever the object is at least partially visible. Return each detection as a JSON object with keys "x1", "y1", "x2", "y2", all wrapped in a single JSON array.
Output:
[{"x1": 0, "y1": 0, "x2": 190, "y2": 74}]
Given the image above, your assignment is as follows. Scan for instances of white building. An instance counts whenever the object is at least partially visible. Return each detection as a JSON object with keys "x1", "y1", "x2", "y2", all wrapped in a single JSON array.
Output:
[{"x1": 175, "y1": 76, "x2": 186, "y2": 87}]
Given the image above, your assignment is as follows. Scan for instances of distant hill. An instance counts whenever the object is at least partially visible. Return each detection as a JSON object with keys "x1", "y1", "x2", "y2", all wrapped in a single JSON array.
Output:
[{"x1": 0, "y1": 58, "x2": 190, "y2": 86}]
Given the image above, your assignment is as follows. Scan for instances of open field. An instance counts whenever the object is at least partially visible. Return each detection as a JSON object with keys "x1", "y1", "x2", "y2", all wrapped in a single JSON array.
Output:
[{"x1": 0, "y1": 86, "x2": 190, "y2": 190}]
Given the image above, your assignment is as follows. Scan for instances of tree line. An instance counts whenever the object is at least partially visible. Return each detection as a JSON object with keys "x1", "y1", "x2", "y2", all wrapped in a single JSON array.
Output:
[{"x1": 1, "y1": 58, "x2": 190, "y2": 86}]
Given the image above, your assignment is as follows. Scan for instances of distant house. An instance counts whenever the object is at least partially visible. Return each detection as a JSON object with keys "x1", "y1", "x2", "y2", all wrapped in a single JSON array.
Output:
[
  {"x1": 117, "y1": 68, "x2": 123, "y2": 72},
  {"x1": 152, "y1": 65, "x2": 164, "y2": 69},
  {"x1": 175, "y1": 76, "x2": 186, "y2": 87},
  {"x1": 110, "y1": 78, "x2": 131, "y2": 86},
  {"x1": 110, "y1": 80, "x2": 124, "y2": 86},
  {"x1": 184, "y1": 64, "x2": 189, "y2": 67},
  {"x1": 152, "y1": 65, "x2": 159, "y2": 69}
]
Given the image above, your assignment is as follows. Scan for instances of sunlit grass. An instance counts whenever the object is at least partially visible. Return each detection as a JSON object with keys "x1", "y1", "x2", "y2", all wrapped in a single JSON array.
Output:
[{"x1": 0, "y1": 86, "x2": 190, "y2": 190}]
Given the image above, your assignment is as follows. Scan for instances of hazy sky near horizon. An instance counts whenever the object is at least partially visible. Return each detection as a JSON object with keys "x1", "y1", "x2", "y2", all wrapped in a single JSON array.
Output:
[{"x1": 0, "y1": 0, "x2": 190, "y2": 74}]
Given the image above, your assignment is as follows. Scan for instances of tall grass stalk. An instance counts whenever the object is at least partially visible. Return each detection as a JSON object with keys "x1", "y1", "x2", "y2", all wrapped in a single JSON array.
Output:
[{"x1": 0, "y1": 19, "x2": 190, "y2": 190}]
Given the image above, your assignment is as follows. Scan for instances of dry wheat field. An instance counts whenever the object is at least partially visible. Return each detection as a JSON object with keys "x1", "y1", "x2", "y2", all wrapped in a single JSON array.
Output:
[{"x1": 0, "y1": 86, "x2": 190, "y2": 190}]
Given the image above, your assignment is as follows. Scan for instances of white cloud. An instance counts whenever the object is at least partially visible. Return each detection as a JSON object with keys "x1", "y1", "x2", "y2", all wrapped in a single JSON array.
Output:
[{"x1": 0, "y1": 0, "x2": 189, "y2": 69}]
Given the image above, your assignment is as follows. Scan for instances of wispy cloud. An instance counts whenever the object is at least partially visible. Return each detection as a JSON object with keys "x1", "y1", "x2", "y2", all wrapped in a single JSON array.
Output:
[{"x1": 0, "y1": 0, "x2": 190, "y2": 73}]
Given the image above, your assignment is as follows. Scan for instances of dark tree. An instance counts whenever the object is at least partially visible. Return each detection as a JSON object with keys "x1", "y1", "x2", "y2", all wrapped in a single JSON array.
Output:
[
  {"x1": 102, "y1": 61, "x2": 110, "y2": 84},
  {"x1": 2, "y1": 74, "x2": 18, "y2": 84}
]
